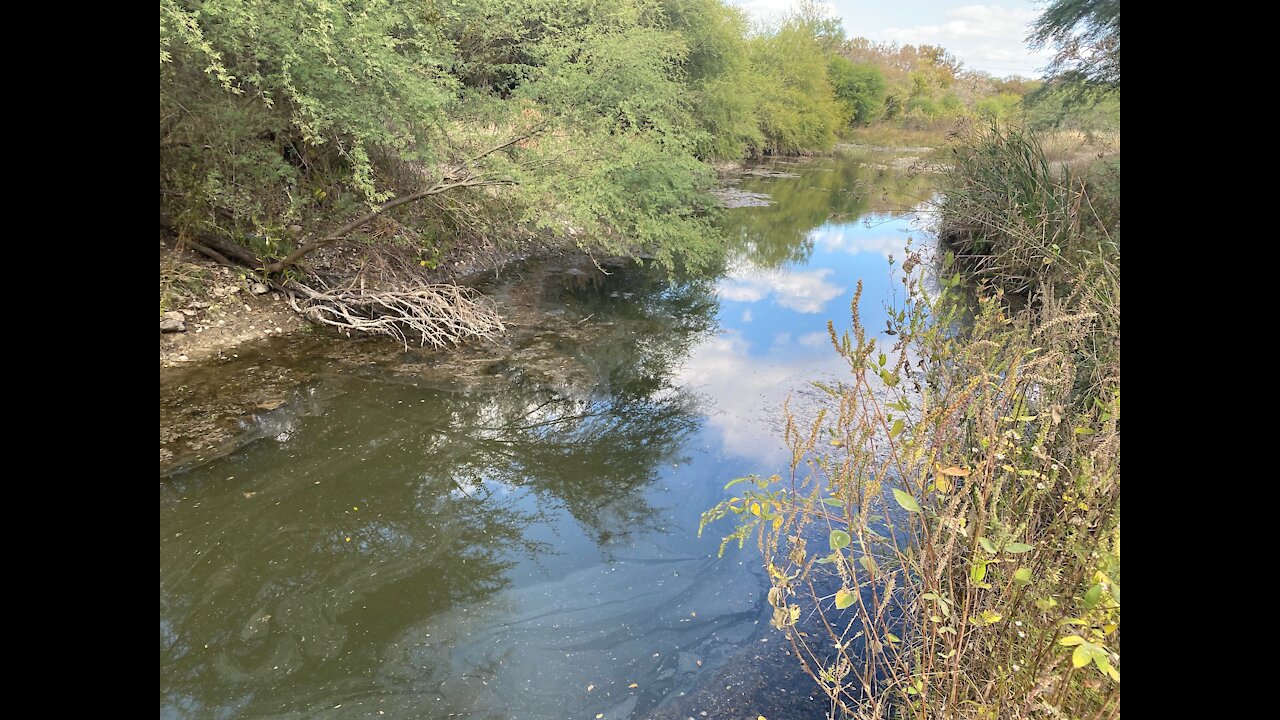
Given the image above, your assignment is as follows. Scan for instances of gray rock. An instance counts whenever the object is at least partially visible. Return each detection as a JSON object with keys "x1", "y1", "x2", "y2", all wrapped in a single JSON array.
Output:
[
  {"x1": 251, "y1": 282, "x2": 270, "y2": 295},
  {"x1": 161, "y1": 311, "x2": 187, "y2": 333}
]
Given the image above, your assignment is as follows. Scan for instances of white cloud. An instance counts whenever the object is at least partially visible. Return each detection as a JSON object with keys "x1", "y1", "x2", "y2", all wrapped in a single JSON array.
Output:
[
  {"x1": 718, "y1": 266, "x2": 846, "y2": 314},
  {"x1": 797, "y1": 331, "x2": 831, "y2": 348},
  {"x1": 678, "y1": 335, "x2": 847, "y2": 464},
  {"x1": 877, "y1": 4, "x2": 1053, "y2": 76},
  {"x1": 809, "y1": 225, "x2": 917, "y2": 260}
]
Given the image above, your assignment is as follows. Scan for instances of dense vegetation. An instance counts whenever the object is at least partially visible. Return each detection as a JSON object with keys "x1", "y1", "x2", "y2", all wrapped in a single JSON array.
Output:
[
  {"x1": 159, "y1": 1, "x2": 1075, "y2": 299},
  {"x1": 699, "y1": 2, "x2": 1120, "y2": 719}
]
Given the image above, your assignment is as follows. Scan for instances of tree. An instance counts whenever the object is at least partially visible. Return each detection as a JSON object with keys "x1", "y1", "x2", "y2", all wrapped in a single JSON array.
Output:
[
  {"x1": 1029, "y1": 0, "x2": 1120, "y2": 89},
  {"x1": 827, "y1": 57, "x2": 887, "y2": 126}
]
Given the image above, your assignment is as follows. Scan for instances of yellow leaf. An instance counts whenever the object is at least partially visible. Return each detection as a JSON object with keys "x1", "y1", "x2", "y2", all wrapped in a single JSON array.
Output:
[
  {"x1": 344, "y1": 537, "x2": 351, "y2": 542},
  {"x1": 939, "y1": 466, "x2": 970, "y2": 477},
  {"x1": 628, "y1": 683, "x2": 638, "y2": 689}
]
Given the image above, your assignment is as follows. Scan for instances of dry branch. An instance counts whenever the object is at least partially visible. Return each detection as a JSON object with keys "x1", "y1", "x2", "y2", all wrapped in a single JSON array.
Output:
[{"x1": 283, "y1": 279, "x2": 506, "y2": 349}]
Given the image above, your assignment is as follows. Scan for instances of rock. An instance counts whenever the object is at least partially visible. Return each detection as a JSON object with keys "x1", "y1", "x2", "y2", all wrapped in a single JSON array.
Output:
[
  {"x1": 161, "y1": 311, "x2": 186, "y2": 333},
  {"x1": 180, "y1": 309, "x2": 198, "y2": 318},
  {"x1": 178, "y1": 354, "x2": 189, "y2": 362},
  {"x1": 251, "y1": 282, "x2": 270, "y2": 295}
]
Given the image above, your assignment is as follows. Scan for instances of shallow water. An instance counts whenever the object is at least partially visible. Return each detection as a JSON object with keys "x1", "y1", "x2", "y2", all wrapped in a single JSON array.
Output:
[{"x1": 160, "y1": 149, "x2": 937, "y2": 719}]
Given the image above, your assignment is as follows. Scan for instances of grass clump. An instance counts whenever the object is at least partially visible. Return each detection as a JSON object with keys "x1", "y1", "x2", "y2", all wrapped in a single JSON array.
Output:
[{"x1": 938, "y1": 121, "x2": 1118, "y2": 298}]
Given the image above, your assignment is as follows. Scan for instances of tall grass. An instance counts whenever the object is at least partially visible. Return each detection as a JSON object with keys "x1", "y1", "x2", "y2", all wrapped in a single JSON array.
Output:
[
  {"x1": 702, "y1": 124, "x2": 1120, "y2": 719},
  {"x1": 938, "y1": 121, "x2": 1119, "y2": 298}
]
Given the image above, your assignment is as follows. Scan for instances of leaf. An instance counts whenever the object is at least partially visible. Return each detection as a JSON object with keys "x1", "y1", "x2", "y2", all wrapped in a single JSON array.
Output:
[
  {"x1": 892, "y1": 489, "x2": 921, "y2": 512},
  {"x1": 815, "y1": 552, "x2": 839, "y2": 564},
  {"x1": 1014, "y1": 568, "x2": 1032, "y2": 585},
  {"x1": 879, "y1": 369, "x2": 900, "y2": 387},
  {"x1": 885, "y1": 633, "x2": 901, "y2": 643},
  {"x1": 859, "y1": 554, "x2": 878, "y2": 574},
  {"x1": 939, "y1": 466, "x2": 970, "y2": 477},
  {"x1": 1092, "y1": 651, "x2": 1114, "y2": 677},
  {"x1": 1004, "y1": 542, "x2": 1033, "y2": 554},
  {"x1": 835, "y1": 588, "x2": 855, "y2": 609},
  {"x1": 1072, "y1": 644, "x2": 1092, "y2": 668},
  {"x1": 970, "y1": 561, "x2": 987, "y2": 583},
  {"x1": 829, "y1": 529, "x2": 851, "y2": 550},
  {"x1": 1059, "y1": 635, "x2": 1085, "y2": 646},
  {"x1": 1083, "y1": 584, "x2": 1103, "y2": 610},
  {"x1": 821, "y1": 497, "x2": 844, "y2": 507},
  {"x1": 889, "y1": 419, "x2": 904, "y2": 438},
  {"x1": 978, "y1": 537, "x2": 996, "y2": 554}
]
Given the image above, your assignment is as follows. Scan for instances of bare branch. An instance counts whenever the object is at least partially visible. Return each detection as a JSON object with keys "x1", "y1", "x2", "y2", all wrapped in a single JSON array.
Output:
[{"x1": 283, "y1": 279, "x2": 506, "y2": 349}]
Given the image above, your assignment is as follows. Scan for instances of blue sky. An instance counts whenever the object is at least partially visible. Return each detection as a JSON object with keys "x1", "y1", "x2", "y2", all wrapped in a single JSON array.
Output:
[{"x1": 731, "y1": 1, "x2": 1054, "y2": 77}]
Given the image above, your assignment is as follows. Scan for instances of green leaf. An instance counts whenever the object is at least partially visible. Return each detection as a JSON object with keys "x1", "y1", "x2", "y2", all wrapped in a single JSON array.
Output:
[
  {"x1": 835, "y1": 588, "x2": 855, "y2": 609},
  {"x1": 1082, "y1": 583, "x2": 1103, "y2": 610},
  {"x1": 889, "y1": 419, "x2": 904, "y2": 438},
  {"x1": 892, "y1": 489, "x2": 921, "y2": 512},
  {"x1": 820, "y1": 497, "x2": 845, "y2": 507},
  {"x1": 1004, "y1": 542, "x2": 1033, "y2": 554},
  {"x1": 1072, "y1": 644, "x2": 1092, "y2": 668},
  {"x1": 885, "y1": 632, "x2": 901, "y2": 643},
  {"x1": 829, "y1": 529, "x2": 851, "y2": 550},
  {"x1": 879, "y1": 369, "x2": 900, "y2": 387},
  {"x1": 970, "y1": 561, "x2": 987, "y2": 583},
  {"x1": 815, "y1": 552, "x2": 839, "y2": 564},
  {"x1": 1014, "y1": 568, "x2": 1032, "y2": 585},
  {"x1": 978, "y1": 537, "x2": 996, "y2": 554},
  {"x1": 1059, "y1": 635, "x2": 1085, "y2": 646}
]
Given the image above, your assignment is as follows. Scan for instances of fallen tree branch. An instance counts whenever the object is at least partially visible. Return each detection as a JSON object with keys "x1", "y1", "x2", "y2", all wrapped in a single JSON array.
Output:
[{"x1": 283, "y1": 279, "x2": 506, "y2": 349}]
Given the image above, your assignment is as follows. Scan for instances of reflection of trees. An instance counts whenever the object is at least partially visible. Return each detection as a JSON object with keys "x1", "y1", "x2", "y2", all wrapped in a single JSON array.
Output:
[
  {"x1": 160, "y1": 263, "x2": 720, "y2": 717},
  {"x1": 720, "y1": 157, "x2": 936, "y2": 269},
  {"x1": 451, "y1": 264, "x2": 718, "y2": 548}
]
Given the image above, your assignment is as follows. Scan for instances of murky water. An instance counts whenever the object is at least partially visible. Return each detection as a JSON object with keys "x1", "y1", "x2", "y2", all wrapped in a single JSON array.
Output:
[{"x1": 160, "y1": 149, "x2": 937, "y2": 719}]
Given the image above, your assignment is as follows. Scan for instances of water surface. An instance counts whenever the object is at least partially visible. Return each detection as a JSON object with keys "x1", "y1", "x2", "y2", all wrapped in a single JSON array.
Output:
[{"x1": 160, "y1": 149, "x2": 937, "y2": 719}]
